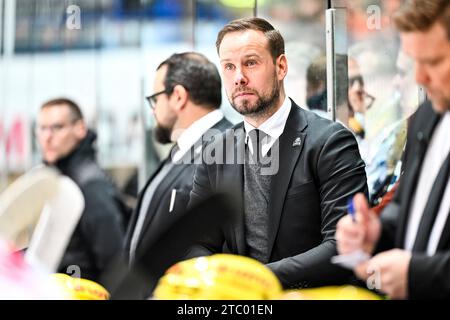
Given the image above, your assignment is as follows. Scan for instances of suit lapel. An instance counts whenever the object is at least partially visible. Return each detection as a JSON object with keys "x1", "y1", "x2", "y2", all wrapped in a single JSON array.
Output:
[
  {"x1": 396, "y1": 102, "x2": 441, "y2": 246},
  {"x1": 137, "y1": 141, "x2": 199, "y2": 248},
  {"x1": 436, "y1": 207, "x2": 450, "y2": 250},
  {"x1": 125, "y1": 159, "x2": 166, "y2": 248},
  {"x1": 137, "y1": 163, "x2": 188, "y2": 245},
  {"x1": 395, "y1": 151, "x2": 424, "y2": 246},
  {"x1": 135, "y1": 118, "x2": 233, "y2": 251},
  {"x1": 266, "y1": 103, "x2": 307, "y2": 258}
]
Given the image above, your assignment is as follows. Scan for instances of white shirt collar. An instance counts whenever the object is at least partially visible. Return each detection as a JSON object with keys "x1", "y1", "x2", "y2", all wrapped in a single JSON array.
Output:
[
  {"x1": 172, "y1": 109, "x2": 224, "y2": 162},
  {"x1": 404, "y1": 111, "x2": 450, "y2": 254},
  {"x1": 243, "y1": 96, "x2": 291, "y2": 155}
]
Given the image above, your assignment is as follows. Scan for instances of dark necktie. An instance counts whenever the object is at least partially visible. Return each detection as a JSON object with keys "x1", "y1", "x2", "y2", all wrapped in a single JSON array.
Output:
[
  {"x1": 168, "y1": 143, "x2": 181, "y2": 163},
  {"x1": 412, "y1": 149, "x2": 450, "y2": 252},
  {"x1": 247, "y1": 129, "x2": 266, "y2": 164}
]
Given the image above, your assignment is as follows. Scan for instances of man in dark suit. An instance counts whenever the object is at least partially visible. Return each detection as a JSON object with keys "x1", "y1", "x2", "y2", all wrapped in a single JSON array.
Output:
[
  {"x1": 188, "y1": 18, "x2": 367, "y2": 289},
  {"x1": 124, "y1": 52, "x2": 232, "y2": 277},
  {"x1": 336, "y1": 0, "x2": 450, "y2": 299}
]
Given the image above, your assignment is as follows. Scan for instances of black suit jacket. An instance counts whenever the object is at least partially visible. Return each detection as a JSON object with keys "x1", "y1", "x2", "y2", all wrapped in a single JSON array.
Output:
[
  {"x1": 124, "y1": 117, "x2": 232, "y2": 264},
  {"x1": 189, "y1": 100, "x2": 368, "y2": 288},
  {"x1": 377, "y1": 101, "x2": 450, "y2": 299}
]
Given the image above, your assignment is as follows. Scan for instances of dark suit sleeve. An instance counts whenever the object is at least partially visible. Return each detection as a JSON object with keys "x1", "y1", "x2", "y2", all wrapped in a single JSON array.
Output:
[
  {"x1": 186, "y1": 162, "x2": 223, "y2": 257},
  {"x1": 188, "y1": 162, "x2": 213, "y2": 209},
  {"x1": 267, "y1": 126, "x2": 367, "y2": 288},
  {"x1": 409, "y1": 252, "x2": 450, "y2": 299},
  {"x1": 374, "y1": 197, "x2": 401, "y2": 253}
]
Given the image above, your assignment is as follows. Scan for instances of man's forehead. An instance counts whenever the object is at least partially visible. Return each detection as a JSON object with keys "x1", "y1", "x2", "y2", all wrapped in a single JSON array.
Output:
[
  {"x1": 401, "y1": 22, "x2": 450, "y2": 57},
  {"x1": 219, "y1": 30, "x2": 269, "y2": 56},
  {"x1": 38, "y1": 105, "x2": 72, "y2": 122},
  {"x1": 154, "y1": 65, "x2": 168, "y2": 87}
]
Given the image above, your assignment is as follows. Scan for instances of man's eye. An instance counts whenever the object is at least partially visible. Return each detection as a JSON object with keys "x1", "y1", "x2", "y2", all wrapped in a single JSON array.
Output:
[
  {"x1": 52, "y1": 124, "x2": 64, "y2": 131},
  {"x1": 429, "y1": 59, "x2": 442, "y2": 66},
  {"x1": 224, "y1": 64, "x2": 234, "y2": 71},
  {"x1": 246, "y1": 60, "x2": 257, "y2": 67}
]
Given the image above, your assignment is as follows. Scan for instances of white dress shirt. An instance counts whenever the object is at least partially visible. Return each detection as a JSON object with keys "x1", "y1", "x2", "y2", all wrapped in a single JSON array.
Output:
[
  {"x1": 243, "y1": 96, "x2": 291, "y2": 156},
  {"x1": 405, "y1": 111, "x2": 450, "y2": 255},
  {"x1": 172, "y1": 109, "x2": 224, "y2": 163}
]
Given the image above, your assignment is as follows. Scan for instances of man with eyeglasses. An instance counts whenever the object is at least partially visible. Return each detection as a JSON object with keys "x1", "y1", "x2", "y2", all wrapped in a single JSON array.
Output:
[
  {"x1": 36, "y1": 98, "x2": 128, "y2": 284},
  {"x1": 347, "y1": 57, "x2": 375, "y2": 141},
  {"x1": 123, "y1": 52, "x2": 232, "y2": 296}
]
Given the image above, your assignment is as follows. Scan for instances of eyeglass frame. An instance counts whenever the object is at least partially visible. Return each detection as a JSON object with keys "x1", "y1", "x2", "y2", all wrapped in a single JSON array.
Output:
[
  {"x1": 348, "y1": 75, "x2": 376, "y2": 110},
  {"x1": 145, "y1": 89, "x2": 169, "y2": 110},
  {"x1": 35, "y1": 119, "x2": 80, "y2": 136},
  {"x1": 348, "y1": 75, "x2": 365, "y2": 87},
  {"x1": 363, "y1": 91, "x2": 376, "y2": 110}
]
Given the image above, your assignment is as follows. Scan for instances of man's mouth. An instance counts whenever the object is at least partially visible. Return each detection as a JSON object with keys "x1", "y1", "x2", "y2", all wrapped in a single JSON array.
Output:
[{"x1": 234, "y1": 92, "x2": 254, "y2": 98}]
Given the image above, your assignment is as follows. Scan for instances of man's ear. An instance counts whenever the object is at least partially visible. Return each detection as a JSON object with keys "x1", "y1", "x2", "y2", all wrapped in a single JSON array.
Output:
[
  {"x1": 171, "y1": 84, "x2": 188, "y2": 112},
  {"x1": 74, "y1": 119, "x2": 87, "y2": 139},
  {"x1": 276, "y1": 54, "x2": 288, "y2": 81}
]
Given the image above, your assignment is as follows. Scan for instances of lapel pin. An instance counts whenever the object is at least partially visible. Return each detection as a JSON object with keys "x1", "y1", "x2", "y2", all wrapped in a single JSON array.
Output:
[{"x1": 292, "y1": 137, "x2": 301, "y2": 147}]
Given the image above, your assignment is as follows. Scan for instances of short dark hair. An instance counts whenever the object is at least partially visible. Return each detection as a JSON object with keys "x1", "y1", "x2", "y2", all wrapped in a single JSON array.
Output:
[
  {"x1": 41, "y1": 98, "x2": 84, "y2": 121},
  {"x1": 305, "y1": 54, "x2": 348, "y2": 108},
  {"x1": 157, "y1": 52, "x2": 221, "y2": 110},
  {"x1": 393, "y1": 0, "x2": 450, "y2": 40},
  {"x1": 216, "y1": 17, "x2": 285, "y2": 62},
  {"x1": 306, "y1": 55, "x2": 327, "y2": 93}
]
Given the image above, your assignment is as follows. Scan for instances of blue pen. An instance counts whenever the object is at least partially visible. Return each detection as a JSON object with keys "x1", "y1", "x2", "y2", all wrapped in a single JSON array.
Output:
[{"x1": 347, "y1": 198, "x2": 356, "y2": 222}]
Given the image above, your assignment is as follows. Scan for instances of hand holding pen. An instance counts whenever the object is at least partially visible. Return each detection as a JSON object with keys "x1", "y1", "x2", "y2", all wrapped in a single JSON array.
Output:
[
  {"x1": 336, "y1": 193, "x2": 382, "y2": 256},
  {"x1": 347, "y1": 198, "x2": 356, "y2": 223}
]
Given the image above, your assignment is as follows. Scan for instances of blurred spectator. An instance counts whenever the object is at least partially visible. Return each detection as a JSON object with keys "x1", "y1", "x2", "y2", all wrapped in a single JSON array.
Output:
[
  {"x1": 306, "y1": 53, "x2": 357, "y2": 131},
  {"x1": 347, "y1": 55, "x2": 408, "y2": 205},
  {"x1": 305, "y1": 53, "x2": 350, "y2": 122},
  {"x1": 35, "y1": 98, "x2": 128, "y2": 283},
  {"x1": 366, "y1": 50, "x2": 418, "y2": 205},
  {"x1": 347, "y1": 57, "x2": 376, "y2": 141},
  {"x1": 304, "y1": 53, "x2": 407, "y2": 205},
  {"x1": 306, "y1": 54, "x2": 327, "y2": 115}
]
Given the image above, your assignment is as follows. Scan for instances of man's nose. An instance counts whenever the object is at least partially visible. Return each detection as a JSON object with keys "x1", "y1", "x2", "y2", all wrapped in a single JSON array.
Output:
[
  {"x1": 39, "y1": 129, "x2": 53, "y2": 140},
  {"x1": 234, "y1": 69, "x2": 248, "y2": 86},
  {"x1": 415, "y1": 63, "x2": 429, "y2": 86}
]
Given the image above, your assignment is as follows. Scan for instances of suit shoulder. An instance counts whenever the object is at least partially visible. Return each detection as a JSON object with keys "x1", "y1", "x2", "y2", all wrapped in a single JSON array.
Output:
[
  {"x1": 206, "y1": 121, "x2": 243, "y2": 144},
  {"x1": 409, "y1": 100, "x2": 436, "y2": 128},
  {"x1": 296, "y1": 106, "x2": 352, "y2": 139},
  {"x1": 214, "y1": 117, "x2": 234, "y2": 131}
]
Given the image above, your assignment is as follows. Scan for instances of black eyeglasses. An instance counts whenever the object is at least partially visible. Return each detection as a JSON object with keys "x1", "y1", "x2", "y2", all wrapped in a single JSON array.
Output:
[
  {"x1": 35, "y1": 121, "x2": 76, "y2": 135},
  {"x1": 364, "y1": 92, "x2": 376, "y2": 110},
  {"x1": 145, "y1": 89, "x2": 168, "y2": 109}
]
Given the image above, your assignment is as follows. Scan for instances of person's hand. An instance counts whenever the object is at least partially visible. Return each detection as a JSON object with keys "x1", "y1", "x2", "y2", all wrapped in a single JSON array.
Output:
[
  {"x1": 354, "y1": 249, "x2": 411, "y2": 300},
  {"x1": 335, "y1": 193, "x2": 381, "y2": 255}
]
